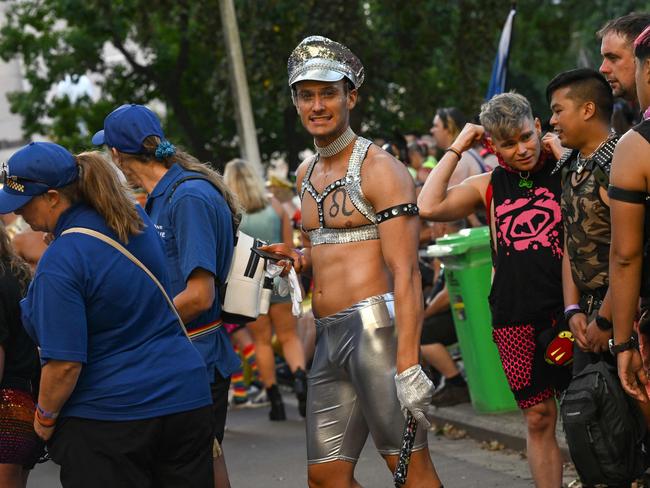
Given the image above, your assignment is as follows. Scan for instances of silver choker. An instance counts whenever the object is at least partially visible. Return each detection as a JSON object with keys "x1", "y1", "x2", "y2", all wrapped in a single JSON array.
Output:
[{"x1": 314, "y1": 127, "x2": 357, "y2": 158}]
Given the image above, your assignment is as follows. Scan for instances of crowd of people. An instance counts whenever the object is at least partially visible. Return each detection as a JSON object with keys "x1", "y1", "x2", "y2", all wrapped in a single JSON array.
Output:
[{"x1": 2, "y1": 10, "x2": 650, "y2": 488}]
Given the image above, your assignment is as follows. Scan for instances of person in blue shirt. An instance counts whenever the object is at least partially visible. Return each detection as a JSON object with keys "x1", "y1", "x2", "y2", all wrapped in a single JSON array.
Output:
[
  {"x1": 0, "y1": 142, "x2": 215, "y2": 487},
  {"x1": 92, "y1": 104, "x2": 241, "y2": 488}
]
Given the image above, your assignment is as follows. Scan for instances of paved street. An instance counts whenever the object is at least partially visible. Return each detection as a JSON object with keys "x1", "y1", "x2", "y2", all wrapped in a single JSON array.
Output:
[{"x1": 27, "y1": 395, "x2": 576, "y2": 487}]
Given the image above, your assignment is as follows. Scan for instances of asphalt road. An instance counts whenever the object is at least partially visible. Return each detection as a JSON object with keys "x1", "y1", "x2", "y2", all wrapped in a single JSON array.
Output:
[{"x1": 28, "y1": 395, "x2": 575, "y2": 487}]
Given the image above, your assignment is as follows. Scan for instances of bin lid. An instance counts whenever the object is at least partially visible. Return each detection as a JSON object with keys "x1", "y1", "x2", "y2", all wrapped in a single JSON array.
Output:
[{"x1": 427, "y1": 226, "x2": 490, "y2": 257}]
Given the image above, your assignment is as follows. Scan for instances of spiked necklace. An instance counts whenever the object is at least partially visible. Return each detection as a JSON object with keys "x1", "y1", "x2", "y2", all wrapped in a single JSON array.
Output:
[
  {"x1": 576, "y1": 133, "x2": 616, "y2": 174},
  {"x1": 315, "y1": 127, "x2": 356, "y2": 158}
]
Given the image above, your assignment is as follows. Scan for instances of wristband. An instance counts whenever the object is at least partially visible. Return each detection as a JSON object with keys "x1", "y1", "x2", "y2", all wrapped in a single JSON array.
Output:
[
  {"x1": 564, "y1": 304, "x2": 580, "y2": 314},
  {"x1": 595, "y1": 314, "x2": 613, "y2": 331},
  {"x1": 445, "y1": 147, "x2": 462, "y2": 160},
  {"x1": 35, "y1": 409, "x2": 57, "y2": 428},
  {"x1": 564, "y1": 307, "x2": 584, "y2": 322},
  {"x1": 36, "y1": 403, "x2": 59, "y2": 420}
]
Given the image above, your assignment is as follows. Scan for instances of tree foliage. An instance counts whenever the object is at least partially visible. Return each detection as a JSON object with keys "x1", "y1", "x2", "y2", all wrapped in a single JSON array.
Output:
[{"x1": 0, "y1": 0, "x2": 648, "y2": 170}]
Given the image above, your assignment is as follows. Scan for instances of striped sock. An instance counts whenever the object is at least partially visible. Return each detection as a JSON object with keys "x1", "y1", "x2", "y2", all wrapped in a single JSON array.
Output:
[
  {"x1": 243, "y1": 344, "x2": 259, "y2": 382},
  {"x1": 232, "y1": 371, "x2": 247, "y2": 402}
]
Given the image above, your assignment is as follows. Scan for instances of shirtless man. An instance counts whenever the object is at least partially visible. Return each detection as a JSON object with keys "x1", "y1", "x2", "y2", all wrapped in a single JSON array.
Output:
[
  {"x1": 418, "y1": 93, "x2": 570, "y2": 488},
  {"x1": 265, "y1": 36, "x2": 441, "y2": 488}
]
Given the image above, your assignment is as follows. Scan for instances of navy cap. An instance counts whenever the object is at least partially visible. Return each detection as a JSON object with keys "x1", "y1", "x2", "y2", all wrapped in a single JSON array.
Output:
[
  {"x1": 91, "y1": 104, "x2": 164, "y2": 154},
  {"x1": 0, "y1": 142, "x2": 78, "y2": 214}
]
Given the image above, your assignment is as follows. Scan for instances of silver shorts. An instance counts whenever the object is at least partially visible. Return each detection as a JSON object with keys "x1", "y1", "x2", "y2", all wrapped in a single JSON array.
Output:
[{"x1": 307, "y1": 293, "x2": 428, "y2": 464}]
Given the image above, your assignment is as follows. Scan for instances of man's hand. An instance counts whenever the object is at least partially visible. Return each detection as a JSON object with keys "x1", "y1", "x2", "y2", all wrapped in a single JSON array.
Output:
[
  {"x1": 541, "y1": 132, "x2": 565, "y2": 160},
  {"x1": 617, "y1": 348, "x2": 648, "y2": 402},
  {"x1": 258, "y1": 243, "x2": 306, "y2": 276},
  {"x1": 568, "y1": 313, "x2": 589, "y2": 351},
  {"x1": 394, "y1": 365, "x2": 434, "y2": 428},
  {"x1": 585, "y1": 320, "x2": 611, "y2": 353},
  {"x1": 451, "y1": 123, "x2": 486, "y2": 154}
]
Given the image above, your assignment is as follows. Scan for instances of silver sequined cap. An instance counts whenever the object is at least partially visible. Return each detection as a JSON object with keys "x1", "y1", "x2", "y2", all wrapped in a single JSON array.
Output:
[{"x1": 287, "y1": 36, "x2": 364, "y2": 89}]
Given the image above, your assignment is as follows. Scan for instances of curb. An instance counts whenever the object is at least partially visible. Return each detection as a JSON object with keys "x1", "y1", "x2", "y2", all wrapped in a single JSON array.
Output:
[{"x1": 428, "y1": 403, "x2": 571, "y2": 460}]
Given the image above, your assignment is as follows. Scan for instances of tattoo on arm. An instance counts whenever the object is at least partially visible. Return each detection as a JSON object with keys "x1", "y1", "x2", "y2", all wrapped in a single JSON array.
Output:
[{"x1": 329, "y1": 188, "x2": 354, "y2": 218}]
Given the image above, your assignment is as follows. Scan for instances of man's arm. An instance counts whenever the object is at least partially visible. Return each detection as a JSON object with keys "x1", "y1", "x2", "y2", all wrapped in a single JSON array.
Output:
[
  {"x1": 609, "y1": 131, "x2": 649, "y2": 401},
  {"x1": 562, "y1": 240, "x2": 588, "y2": 350},
  {"x1": 364, "y1": 151, "x2": 423, "y2": 372},
  {"x1": 418, "y1": 124, "x2": 489, "y2": 221},
  {"x1": 364, "y1": 150, "x2": 434, "y2": 427}
]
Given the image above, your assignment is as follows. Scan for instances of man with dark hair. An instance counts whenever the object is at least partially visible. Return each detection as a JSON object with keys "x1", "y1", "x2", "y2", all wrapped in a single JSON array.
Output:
[
  {"x1": 268, "y1": 36, "x2": 442, "y2": 487},
  {"x1": 546, "y1": 68, "x2": 617, "y2": 375},
  {"x1": 598, "y1": 12, "x2": 650, "y2": 130}
]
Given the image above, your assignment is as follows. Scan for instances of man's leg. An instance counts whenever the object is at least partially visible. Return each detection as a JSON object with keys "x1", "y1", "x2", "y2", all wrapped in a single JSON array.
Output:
[
  {"x1": 522, "y1": 397, "x2": 562, "y2": 488},
  {"x1": 382, "y1": 449, "x2": 442, "y2": 488},
  {"x1": 308, "y1": 461, "x2": 362, "y2": 488}
]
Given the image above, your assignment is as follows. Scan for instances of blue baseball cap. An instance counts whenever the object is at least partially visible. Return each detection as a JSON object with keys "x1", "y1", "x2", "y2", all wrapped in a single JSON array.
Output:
[
  {"x1": 91, "y1": 104, "x2": 164, "y2": 154},
  {"x1": 0, "y1": 142, "x2": 78, "y2": 214}
]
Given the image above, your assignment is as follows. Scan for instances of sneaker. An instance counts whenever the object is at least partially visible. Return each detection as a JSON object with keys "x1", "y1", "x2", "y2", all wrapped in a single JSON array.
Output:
[
  {"x1": 430, "y1": 382, "x2": 470, "y2": 407},
  {"x1": 248, "y1": 387, "x2": 270, "y2": 407}
]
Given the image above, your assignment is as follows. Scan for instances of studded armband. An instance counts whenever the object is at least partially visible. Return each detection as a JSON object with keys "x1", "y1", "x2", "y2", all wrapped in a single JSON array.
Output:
[{"x1": 375, "y1": 203, "x2": 419, "y2": 223}]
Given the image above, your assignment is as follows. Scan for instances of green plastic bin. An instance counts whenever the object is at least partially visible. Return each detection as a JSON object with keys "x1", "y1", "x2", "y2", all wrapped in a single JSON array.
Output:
[{"x1": 427, "y1": 227, "x2": 517, "y2": 413}]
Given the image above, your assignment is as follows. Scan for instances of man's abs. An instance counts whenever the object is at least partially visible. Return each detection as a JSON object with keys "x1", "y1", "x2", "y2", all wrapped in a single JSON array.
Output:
[{"x1": 310, "y1": 239, "x2": 392, "y2": 317}]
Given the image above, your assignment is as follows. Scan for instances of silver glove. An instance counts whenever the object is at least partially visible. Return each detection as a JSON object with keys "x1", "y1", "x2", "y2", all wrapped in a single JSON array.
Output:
[{"x1": 394, "y1": 364, "x2": 435, "y2": 428}]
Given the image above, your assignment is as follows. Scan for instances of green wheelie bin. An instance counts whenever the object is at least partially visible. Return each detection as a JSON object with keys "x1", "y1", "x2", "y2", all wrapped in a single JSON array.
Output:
[{"x1": 427, "y1": 226, "x2": 517, "y2": 413}]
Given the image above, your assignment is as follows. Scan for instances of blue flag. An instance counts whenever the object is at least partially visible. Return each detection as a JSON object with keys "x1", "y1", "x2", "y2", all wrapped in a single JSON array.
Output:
[{"x1": 486, "y1": 7, "x2": 517, "y2": 100}]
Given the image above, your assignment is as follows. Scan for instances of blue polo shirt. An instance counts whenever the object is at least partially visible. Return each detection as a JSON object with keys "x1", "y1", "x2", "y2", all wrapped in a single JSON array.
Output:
[
  {"x1": 146, "y1": 164, "x2": 239, "y2": 379},
  {"x1": 20, "y1": 204, "x2": 212, "y2": 421}
]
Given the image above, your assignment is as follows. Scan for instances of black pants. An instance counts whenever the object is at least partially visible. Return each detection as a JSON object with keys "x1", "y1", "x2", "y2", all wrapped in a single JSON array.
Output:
[
  {"x1": 211, "y1": 370, "x2": 231, "y2": 444},
  {"x1": 48, "y1": 406, "x2": 214, "y2": 488}
]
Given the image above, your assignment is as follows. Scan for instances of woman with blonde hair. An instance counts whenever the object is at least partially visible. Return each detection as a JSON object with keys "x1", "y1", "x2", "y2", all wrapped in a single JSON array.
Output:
[
  {"x1": 0, "y1": 142, "x2": 215, "y2": 487},
  {"x1": 224, "y1": 158, "x2": 307, "y2": 421}
]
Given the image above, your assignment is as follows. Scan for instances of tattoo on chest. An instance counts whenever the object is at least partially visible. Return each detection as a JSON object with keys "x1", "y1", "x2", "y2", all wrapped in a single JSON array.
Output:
[{"x1": 328, "y1": 188, "x2": 354, "y2": 218}]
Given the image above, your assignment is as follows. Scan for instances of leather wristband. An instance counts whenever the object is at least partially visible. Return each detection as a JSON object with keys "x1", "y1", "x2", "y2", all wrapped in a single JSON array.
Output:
[
  {"x1": 446, "y1": 147, "x2": 462, "y2": 160},
  {"x1": 595, "y1": 314, "x2": 613, "y2": 331},
  {"x1": 608, "y1": 336, "x2": 637, "y2": 355}
]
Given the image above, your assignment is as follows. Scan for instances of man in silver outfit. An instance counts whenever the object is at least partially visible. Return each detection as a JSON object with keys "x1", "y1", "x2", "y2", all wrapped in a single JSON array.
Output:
[{"x1": 264, "y1": 36, "x2": 441, "y2": 488}]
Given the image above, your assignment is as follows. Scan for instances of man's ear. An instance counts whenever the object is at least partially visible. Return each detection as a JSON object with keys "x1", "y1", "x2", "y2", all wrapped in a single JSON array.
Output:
[
  {"x1": 347, "y1": 88, "x2": 358, "y2": 110},
  {"x1": 582, "y1": 101, "x2": 596, "y2": 121},
  {"x1": 484, "y1": 136, "x2": 497, "y2": 154}
]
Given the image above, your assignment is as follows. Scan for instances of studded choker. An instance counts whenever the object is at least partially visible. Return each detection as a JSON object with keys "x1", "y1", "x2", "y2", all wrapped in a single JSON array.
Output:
[{"x1": 315, "y1": 127, "x2": 357, "y2": 158}]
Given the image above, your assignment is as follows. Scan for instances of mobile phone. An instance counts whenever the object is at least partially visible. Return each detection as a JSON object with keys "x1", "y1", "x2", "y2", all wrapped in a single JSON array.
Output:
[{"x1": 250, "y1": 247, "x2": 294, "y2": 263}]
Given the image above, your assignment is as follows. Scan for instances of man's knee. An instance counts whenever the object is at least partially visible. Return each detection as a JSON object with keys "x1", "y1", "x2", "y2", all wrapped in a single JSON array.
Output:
[
  {"x1": 308, "y1": 461, "x2": 356, "y2": 488},
  {"x1": 523, "y1": 399, "x2": 557, "y2": 435}
]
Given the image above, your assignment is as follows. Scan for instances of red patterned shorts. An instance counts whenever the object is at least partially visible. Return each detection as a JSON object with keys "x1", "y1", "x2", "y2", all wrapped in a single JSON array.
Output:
[{"x1": 492, "y1": 320, "x2": 571, "y2": 410}]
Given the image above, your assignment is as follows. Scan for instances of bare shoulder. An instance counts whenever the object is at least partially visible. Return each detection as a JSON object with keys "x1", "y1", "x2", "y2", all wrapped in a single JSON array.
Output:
[
  {"x1": 611, "y1": 130, "x2": 650, "y2": 190},
  {"x1": 362, "y1": 144, "x2": 414, "y2": 198}
]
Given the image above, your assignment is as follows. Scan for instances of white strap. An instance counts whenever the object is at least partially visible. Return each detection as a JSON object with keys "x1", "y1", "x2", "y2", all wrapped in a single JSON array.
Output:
[{"x1": 61, "y1": 227, "x2": 189, "y2": 339}]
